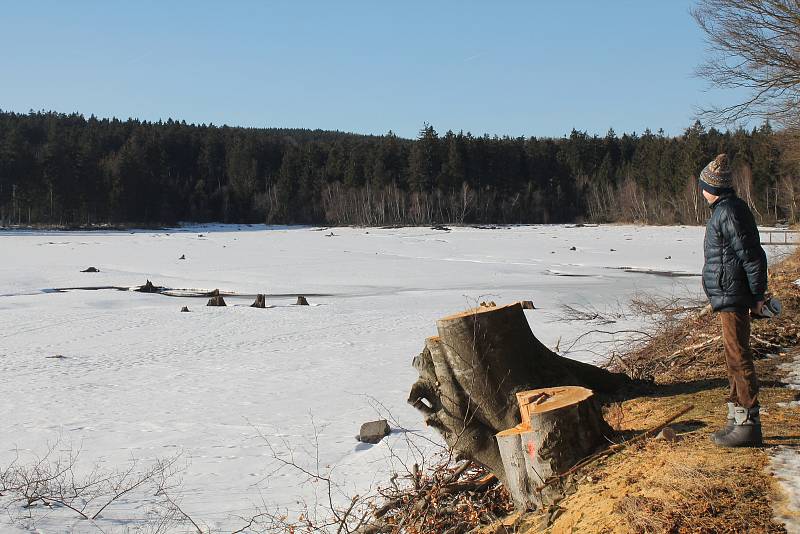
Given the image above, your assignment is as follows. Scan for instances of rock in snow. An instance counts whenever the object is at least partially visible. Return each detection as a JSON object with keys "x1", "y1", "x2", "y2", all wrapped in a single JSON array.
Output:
[{"x1": 356, "y1": 420, "x2": 391, "y2": 444}]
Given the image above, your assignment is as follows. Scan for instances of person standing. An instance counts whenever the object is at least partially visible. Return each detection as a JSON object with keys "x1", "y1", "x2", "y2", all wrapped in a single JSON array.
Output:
[{"x1": 699, "y1": 154, "x2": 768, "y2": 448}]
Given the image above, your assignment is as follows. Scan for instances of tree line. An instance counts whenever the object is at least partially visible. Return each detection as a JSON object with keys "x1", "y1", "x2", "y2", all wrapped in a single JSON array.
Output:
[{"x1": 0, "y1": 110, "x2": 794, "y2": 227}]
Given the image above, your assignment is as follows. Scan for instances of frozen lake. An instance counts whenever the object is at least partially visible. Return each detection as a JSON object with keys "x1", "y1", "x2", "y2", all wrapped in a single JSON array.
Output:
[{"x1": 0, "y1": 224, "x2": 714, "y2": 531}]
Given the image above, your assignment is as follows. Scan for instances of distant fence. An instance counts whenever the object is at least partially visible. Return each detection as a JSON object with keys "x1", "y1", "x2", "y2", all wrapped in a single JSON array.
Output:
[{"x1": 760, "y1": 229, "x2": 800, "y2": 246}]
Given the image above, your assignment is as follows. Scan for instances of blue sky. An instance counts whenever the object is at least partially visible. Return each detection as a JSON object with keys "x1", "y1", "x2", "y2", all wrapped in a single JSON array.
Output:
[{"x1": 0, "y1": 1, "x2": 749, "y2": 138}]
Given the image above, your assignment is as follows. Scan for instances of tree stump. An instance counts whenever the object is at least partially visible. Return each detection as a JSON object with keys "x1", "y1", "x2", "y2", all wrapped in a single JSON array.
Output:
[
  {"x1": 296, "y1": 296, "x2": 309, "y2": 306},
  {"x1": 180, "y1": 306, "x2": 190, "y2": 312},
  {"x1": 135, "y1": 280, "x2": 161, "y2": 293},
  {"x1": 496, "y1": 386, "x2": 611, "y2": 510},
  {"x1": 81, "y1": 267, "x2": 100, "y2": 273},
  {"x1": 407, "y1": 302, "x2": 629, "y2": 488},
  {"x1": 251, "y1": 294, "x2": 266, "y2": 308},
  {"x1": 207, "y1": 295, "x2": 226, "y2": 306}
]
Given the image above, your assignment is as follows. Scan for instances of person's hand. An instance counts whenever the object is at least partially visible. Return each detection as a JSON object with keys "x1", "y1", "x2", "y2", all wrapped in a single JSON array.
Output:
[{"x1": 751, "y1": 300, "x2": 765, "y2": 316}]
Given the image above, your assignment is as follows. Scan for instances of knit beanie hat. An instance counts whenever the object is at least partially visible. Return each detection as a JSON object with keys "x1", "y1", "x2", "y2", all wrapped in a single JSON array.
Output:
[{"x1": 699, "y1": 154, "x2": 733, "y2": 195}]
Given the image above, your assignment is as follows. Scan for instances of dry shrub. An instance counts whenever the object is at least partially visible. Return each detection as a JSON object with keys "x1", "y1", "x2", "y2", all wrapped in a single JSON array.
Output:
[{"x1": 610, "y1": 249, "x2": 800, "y2": 384}]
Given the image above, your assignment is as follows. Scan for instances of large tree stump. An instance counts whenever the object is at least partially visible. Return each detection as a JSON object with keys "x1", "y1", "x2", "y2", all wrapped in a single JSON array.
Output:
[
  {"x1": 407, "y1": 302, "x2": 629, "y2": 488},
  {"x1": 496, "y1": 386, "x2": 611, "y2": 510}
]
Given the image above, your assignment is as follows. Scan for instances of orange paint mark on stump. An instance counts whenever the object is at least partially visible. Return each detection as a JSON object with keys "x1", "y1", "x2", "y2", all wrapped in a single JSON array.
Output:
[{"x1": 526, "y1": 441, "x2": 536, "y2": 460}]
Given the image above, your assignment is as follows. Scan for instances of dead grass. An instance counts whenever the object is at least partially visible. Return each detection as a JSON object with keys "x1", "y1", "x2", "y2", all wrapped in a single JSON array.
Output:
[{"x1": 504, "y1": 250, "x2": 800, "y2": 534}]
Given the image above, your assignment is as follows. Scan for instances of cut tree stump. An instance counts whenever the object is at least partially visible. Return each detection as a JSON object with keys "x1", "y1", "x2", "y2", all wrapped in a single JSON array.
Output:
[
  {"x1": 496, "y1": 386, "x2": 611, "y2": 510},
  {"x1": 296, "y1": 296, "x2": 309, "y2": 306},
  {"x1": 407, "y1": 302, "x2": 630, "y2": 490},
  {"x1": 135, "y1": 280, "x2": 161, "y2": 293},
  {"x1": 251, "y1": 294, "x2": 266, "y2": 308},
  {"x1": 207, "y1": 295, "x2": 226, "y2": 306},
  {"x1": 81, "y1": 266, "x2": 100, "y2": 273}
]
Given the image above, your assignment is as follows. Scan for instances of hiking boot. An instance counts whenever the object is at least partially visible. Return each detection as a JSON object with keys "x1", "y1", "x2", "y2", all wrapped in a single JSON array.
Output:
[
  {"x1": 709, "y1": 402, "x2": 736, "y2": 441},
  {"x1": 712, "y1": 405, "x2": 763, "y2": 448}
]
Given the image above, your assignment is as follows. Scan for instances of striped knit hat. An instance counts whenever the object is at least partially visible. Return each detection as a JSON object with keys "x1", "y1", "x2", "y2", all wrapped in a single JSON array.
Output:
[{"x1": 699, "y1": 154, "x2": 733, "y2": 195}]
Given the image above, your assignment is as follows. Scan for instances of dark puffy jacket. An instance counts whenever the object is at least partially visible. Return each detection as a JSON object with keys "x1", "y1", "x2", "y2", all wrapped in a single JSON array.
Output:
[{"x1": 702, "y1": 193, "x2": 768, "y2": 311}]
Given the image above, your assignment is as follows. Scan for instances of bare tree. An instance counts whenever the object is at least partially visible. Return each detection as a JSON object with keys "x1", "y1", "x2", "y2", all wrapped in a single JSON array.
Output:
[{"x1": 693, "y1": 0, "x2": 800, "y2": 128}]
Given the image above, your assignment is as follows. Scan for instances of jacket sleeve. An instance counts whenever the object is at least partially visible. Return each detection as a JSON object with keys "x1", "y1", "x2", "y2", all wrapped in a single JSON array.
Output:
[{"x1": 720, "y1": 204, "x2": 768, "y2": 301}]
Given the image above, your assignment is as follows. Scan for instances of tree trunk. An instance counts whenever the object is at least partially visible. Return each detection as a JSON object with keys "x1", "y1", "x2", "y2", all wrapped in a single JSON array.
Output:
[
  {"x1": 407, "y1": 302, "x2": 629, "y2": 487},
  {"x1": 497, "y1": 386, "x2": 611, "y2": 510}
]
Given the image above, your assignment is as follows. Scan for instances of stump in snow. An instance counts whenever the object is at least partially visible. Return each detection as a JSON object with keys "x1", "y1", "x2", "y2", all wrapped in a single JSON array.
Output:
[
  {"x1": 81, "y1": 267, "x2": 100, "y2": 273},
  {"x1": 251, "y1": 294, "x2": 266, "y2": 308},
  {"x1": 180, "y1": 306, "x2": 190, "y2": 313},
  {"x1": 520, "y1": 300, "x2": 535, "y2": 310},
  {"x1": 496, "y1": 386, "x2": 611, "y2": 510},
  {"x1": 407, "y1": 302, "x2": 630, "y2": 489},
  {"x1": 136, "y1": 280, "x2": 161, "y2": 293},
  {"x1": 206, "y1": 288, "x2": 220, "y2": 297},
  {"x1": 207, "y1": 295, "x2": 226, "y2": 306},
  {"x1": 179, "y1": 254, "x2": 186, "y2": 260},
  {"x1": 296, "y1": 296, "x2": 309, "y2": 306}
]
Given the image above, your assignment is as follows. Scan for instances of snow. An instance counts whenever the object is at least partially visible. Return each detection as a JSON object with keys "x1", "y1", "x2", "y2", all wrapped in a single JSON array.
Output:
[
  {"x1": 0, "y1": 223, "x2": 787, "y2": 532},
  {"x1": 772, "y1": 445, "x2": 800, "y2": 533}
]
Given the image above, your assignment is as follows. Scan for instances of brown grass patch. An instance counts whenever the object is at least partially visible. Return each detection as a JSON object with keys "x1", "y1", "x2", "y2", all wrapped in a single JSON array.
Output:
[{"x1": 507, "y1": 250, "x2": 800, "y2": 533}]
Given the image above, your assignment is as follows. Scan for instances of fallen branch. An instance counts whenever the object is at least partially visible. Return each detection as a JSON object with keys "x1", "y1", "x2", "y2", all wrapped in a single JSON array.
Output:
[{"x1": 670, "y1": 337, "x2": 720, "y2": 357}]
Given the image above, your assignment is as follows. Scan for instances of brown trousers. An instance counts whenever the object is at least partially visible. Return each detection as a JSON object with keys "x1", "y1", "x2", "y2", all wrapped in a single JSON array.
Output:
[{"x1": 720, "y1": 310, "x2": 759, "y2": 409}]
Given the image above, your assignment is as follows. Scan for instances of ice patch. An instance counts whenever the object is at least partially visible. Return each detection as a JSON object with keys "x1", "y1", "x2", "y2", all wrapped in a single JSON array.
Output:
[{"x1": 771, "y1": 447, "x2": 800, "y2": 532}]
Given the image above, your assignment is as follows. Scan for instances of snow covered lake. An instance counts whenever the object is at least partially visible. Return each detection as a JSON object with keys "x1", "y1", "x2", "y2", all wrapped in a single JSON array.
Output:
[{"x1": 0, "y1": 224, "x2": 729, "y2": 531}]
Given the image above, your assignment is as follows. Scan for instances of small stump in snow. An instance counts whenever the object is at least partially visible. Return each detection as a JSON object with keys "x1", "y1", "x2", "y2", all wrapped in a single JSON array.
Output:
[
  {"x1": 179, "y1": 254, "x2": 186, "y2": 260},
  {"x1": 356, "y1": 420, "x2": 391, "y2": 444},
  {"x1": 180, "y1": 306, "x2": 190, "y2": 313},
  {"x1": 296, "y1": 296, "x2": 309, "y2": 306},
  {"x1": 207, "y1": 295, "x2": 226, "y2": 307},
  {"x1": 136, "y1": 280, "x2": 161, "y2": 293},
  {"x1": 251, "y1": 294, "x2": 266, "y2": 308},
  {"x1": 520, "y1": 300, "x2": 536, "y2": 310},
  {"x1": 81, "y1": 267, "x2": 100, "y2": 273}
]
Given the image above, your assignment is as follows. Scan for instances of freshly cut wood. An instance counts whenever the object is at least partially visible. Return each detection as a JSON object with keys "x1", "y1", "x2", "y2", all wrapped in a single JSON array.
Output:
[
  {"x1": 296, "y1": 296, "x2": 309, "y2": 306},
  {"x1": 207, "y1": 295, "x2": 226, "y2": 306},
  {"x1": 408, "y1": 302, "x2": 630, "y2": 489},
  {"x1": 251, "y1": 294, "x2": 266, "y2": 308},
  {"x1": 496, "y1": 386, "x2": 611, "y2": 510}
]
